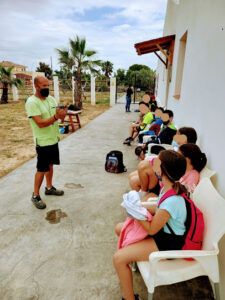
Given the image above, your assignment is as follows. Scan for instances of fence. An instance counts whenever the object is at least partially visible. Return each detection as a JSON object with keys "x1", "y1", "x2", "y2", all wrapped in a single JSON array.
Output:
[{"x1": 0, "y1": 76, "x2": 117, "y2": 106}]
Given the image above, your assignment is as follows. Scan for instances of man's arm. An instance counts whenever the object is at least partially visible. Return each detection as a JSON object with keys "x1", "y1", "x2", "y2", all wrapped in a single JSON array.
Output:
[{"x1": 32, "y1": 108, "x2": 67, "y2": 128}]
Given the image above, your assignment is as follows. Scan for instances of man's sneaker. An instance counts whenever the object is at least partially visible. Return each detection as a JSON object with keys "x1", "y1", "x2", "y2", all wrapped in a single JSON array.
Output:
[
  {"x1": 122, "y1": 295, "x2": 142, "y2": 300},
  {"x1": 45, "y1": 186, "x2": 64, "y2": 196},
  {"x1": 31, "y1": 194, "x2": 46, "y2": 209}
]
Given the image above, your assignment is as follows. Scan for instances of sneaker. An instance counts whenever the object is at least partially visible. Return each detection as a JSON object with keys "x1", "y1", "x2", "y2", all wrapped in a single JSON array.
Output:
[
  {"x1": 45, "y1": 186, "x2": 64, "y2": 196},
  {"x1": 123, "y1": 137, "x2": 133, "y2": 144},
  {"x1": 31, "y1": 194, "x2": 46, "y2": 209},
  {"x1": 122, "y1": 294, "x2": 142, "y2": 300}
]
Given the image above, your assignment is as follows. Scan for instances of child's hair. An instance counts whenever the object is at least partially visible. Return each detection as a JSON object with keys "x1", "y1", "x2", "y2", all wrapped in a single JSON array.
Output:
[
  {"x1": 156, "y1": 107, "x2": 164, "y2": 113},
  {"x1": 151, "y1": 104, "x2": 157, "y2": 112},
  {"x1": 178, "y1": 127, "x2": 197, "y2": 144},
  {"x1": 135, "y1": 146, "x2": 146, "y2": 157},
  {"x1": 164, "y1": 109, "x2": 174, "y2": 118},
  {"x1": 179, "y1": 143, "x2": 207, "y2": 172},
  {"x1": 159, "y1": 150, "x2": 187, "y2": 195}
]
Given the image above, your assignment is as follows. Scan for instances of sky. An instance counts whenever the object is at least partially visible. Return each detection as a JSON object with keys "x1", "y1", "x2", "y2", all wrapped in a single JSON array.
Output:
[{"x1": 0, "y1": 0, "x2": 167, "y2": 73}]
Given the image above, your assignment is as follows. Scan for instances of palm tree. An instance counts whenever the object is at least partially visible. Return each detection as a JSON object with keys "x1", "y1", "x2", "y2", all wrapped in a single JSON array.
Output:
[
  {"x1": 56, "y1": 36, "x2": 101, "y2": 108},
  {"x1": 101, "y1": 61, "x2": 113, "y2": 77},
  {"x1": 0, "y1": 66, "x2": 24, "y2": 104}
]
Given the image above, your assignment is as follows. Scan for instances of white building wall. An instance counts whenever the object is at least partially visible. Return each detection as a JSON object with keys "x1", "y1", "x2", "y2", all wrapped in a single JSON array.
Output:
[{"x1": 156, "y1": 0, "x2": 225, "y2": 297}]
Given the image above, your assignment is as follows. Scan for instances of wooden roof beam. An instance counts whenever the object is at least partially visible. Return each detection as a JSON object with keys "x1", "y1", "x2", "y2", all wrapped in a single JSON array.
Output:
[
  {"x1": 156, "y1": 44, "x2": 170, "y2": 63},
  {"x1": 154, "y1": 52, "x2": 167, "y2": 67}
]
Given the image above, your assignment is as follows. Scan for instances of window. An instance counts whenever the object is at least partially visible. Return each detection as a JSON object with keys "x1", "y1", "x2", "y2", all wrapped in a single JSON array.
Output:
[{"x1": 174, "y1": 31, "x2": 187, "y2": 99}]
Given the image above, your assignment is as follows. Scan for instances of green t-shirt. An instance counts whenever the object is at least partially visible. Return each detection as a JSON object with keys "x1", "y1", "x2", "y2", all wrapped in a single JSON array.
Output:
[
  {"x1": 140, "y1": 112, "x2": 154, "y2": 130},
  {"x1": 25, "y1": 95, "x2": 60, "y2": 147}
]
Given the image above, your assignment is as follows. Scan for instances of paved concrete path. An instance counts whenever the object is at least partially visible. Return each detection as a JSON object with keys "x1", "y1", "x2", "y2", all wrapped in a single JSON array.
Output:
[
  {"x1": 0, "y1": 102, "x2": 214, "y2": 300},
  {"x1": 0, "y1": 102, "x2": 145, "y2": 300}
]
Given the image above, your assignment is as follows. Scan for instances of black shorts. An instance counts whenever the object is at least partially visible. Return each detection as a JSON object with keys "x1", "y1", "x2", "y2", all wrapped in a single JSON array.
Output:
[
  {"x1": 136, "y1": 126, "x2": 142, "y2": 132},
  {"x1": 36, "y1": 143, "x2": 60, "y2": 172},
  {"x1": 150, "y1": 230, "x2": 185, "y2": 251}
]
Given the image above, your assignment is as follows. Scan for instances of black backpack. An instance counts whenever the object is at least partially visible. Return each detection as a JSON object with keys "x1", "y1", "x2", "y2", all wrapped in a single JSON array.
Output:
[{"x1": 105, "y1": 150, "x2": 127, "y2": 173}]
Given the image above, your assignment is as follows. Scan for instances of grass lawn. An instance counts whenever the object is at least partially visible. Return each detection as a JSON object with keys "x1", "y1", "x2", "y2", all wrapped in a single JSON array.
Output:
[{"x1": 0, "y1": 92, "x2": 119, "y2": 178}]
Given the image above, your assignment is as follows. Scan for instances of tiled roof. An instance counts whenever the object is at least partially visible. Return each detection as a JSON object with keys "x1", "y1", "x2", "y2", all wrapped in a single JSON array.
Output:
[{"x1": 0, "y1": 61, "x2": 27, "y2": 68}]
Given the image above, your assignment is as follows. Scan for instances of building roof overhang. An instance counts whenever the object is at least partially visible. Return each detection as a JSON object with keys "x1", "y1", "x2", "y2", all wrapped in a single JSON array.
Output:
[{"x1": 134, "y1": 34, "x2": 176, "y2": 68}]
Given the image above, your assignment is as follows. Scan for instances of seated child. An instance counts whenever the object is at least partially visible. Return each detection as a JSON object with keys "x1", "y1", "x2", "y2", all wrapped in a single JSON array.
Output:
[
  {"x1": 123, "y1": 110, "x2": 154, "y2": 145},
  {"x1": 141, "y1": 110, "x2": 177, "y2": 148},
  {"x1": 178, "y1": 143, "x2": 207, "y2": 193},
  {"x1": 135, "y1": 126, "x2": 198, "y2": 159},
  {"x1": 138, "y1": 107, "x2": 164, "y2": 143},
  {"x1": 131, "y1": 127, "x2": 198, "y2": 194},
  {"x1": 114, "y1": 150, "x2": 188, "y2": 300}
]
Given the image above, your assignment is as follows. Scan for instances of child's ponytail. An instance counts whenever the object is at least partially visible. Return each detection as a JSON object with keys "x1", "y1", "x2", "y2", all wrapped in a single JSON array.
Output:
[
  {"x1": 159, "y1": 150, "x2": 187, "y2": 195},
  {"x1": 172, "y1": 181, "x2": 188, "y2": 195}
]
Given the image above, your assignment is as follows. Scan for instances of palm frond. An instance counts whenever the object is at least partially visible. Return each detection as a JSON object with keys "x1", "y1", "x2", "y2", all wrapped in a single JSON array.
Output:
[
  {"x1": 79, "y1": 38, "x2": 86, "y2": 55},
  {"x1": 56, "y1": 48, "x2": 74, "y2": 70},
  {"x1": 84, "y1": 50, "x2": 97, "y2": 57}
]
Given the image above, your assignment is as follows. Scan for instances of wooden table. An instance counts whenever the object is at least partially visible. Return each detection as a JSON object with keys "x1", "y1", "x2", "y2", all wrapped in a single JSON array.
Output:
[{"x1": 63, "y1": 110, "x2": 82, "y2": 132}]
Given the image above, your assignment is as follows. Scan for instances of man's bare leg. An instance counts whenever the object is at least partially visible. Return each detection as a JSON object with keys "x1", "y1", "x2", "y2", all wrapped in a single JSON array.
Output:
[
  {"x1": 45, "y1": 164, "x2": 53, "y2": 189},
  {"x1": 34, "y1": 172, "x2": 45, "y2": 196}
]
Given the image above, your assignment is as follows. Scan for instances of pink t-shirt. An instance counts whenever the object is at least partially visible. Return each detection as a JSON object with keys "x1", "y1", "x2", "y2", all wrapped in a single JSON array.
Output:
[{"x1": 180, "y1": 169, "x2": 200, "y2": 193}]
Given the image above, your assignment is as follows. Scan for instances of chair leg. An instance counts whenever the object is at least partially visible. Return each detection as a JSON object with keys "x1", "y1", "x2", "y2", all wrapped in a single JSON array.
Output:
[
  {"x1": 148, "y1": 293, "x2": 153, "y2": 300},
  {"x1": 214, "y1": 283, "x2": 220, "y2": 300}
]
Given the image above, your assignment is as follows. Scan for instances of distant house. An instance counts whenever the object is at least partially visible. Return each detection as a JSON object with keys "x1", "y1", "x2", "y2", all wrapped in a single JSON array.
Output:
[
  {"x1": 0, "y1": 61, "x2": 44, "y2": 78},
  {"x1": 15, "y1": 73, "x2": 32, "y2": 85},
  {"x1": 0, "y1": 61, "x2": 27, "y2": 73}
]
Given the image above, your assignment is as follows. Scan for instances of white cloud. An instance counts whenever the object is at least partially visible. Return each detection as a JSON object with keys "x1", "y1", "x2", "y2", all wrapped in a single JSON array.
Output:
[{"x1": 0, "y1": 0, "x2": 167, "y2": 71}]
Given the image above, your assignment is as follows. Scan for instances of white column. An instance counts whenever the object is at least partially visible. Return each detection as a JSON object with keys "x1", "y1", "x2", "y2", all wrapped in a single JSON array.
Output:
[
  {"x1": 91, "y1": 76, "x2": 96, "y2": 105},
  {"x1": 32, "y1": 75, "x2": 35, "y2": 94},
  {"x1": 72, "y1": 76, "x2": 75, "y2": 103},
  {"x1": 12, "y1": 75, "x2": 19, "y2": 101},
  {"x1": 53, "y1": 76, "x2": 59, "y2": 103},
  {"x1": 110, "y1": 77, "x2": 116, "y2": 106}
]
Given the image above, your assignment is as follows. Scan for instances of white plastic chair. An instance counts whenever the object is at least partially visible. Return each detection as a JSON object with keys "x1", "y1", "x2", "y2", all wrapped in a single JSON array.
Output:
[
  {"x1": 141, "y1": 197, "x2": 158, "y2": 208},
  {"x1": 200, "y1": 166, "x2": 216, "y2": 180},
  {"x1": 137, "y1": 178, "x2": 225, "y2": 300},
  {"x1": 147, "y1": 143, "x2": 173, "y2": 156}
]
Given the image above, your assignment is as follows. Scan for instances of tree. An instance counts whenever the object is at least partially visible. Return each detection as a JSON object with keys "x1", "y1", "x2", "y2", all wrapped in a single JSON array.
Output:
[
  {"x1": 128, "y1": 64, "x2": 150, "y2": 72},
  {"x1": 115, "y1": 68, "x2": 126, "y2": 85},
  {"x1": 56, "y1": 35, "x2": 101, "y2": 108},
  {"x1": 36, "y1": 62, "x2": 52, "y2": 79},
  {"x1": 126, "y1": 65, "x2": 155, "y2": 92},
  {"x1": 101, "y1": 60, "x2": 113, "y2": 77},
  {"x1": 0, "y1": 66, "x2": 23, "y2": 104}
]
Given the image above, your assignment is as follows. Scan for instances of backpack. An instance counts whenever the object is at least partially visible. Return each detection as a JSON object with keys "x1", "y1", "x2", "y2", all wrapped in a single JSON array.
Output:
[
  {"x1": 105, "y1": 150, "x2": 127, "y2": 173},
  {"x1": 158, "y1": 189, "x2": 204, "y2": 259}
]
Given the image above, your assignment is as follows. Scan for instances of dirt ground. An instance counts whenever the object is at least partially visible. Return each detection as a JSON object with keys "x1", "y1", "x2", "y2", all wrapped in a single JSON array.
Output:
[{"x1": 0, "y1": 101, "x2": 109, "y2": 178}]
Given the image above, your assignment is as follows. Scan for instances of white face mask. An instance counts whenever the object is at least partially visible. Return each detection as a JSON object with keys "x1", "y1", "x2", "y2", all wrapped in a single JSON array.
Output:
[{"x1": 172, "y1": 140, "x2": 179, "y2": 152}]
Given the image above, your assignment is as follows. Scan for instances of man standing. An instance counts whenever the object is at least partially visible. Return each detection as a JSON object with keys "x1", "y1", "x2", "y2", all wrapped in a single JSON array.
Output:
[
  {"x1": 25, "y1": 76, "x2": 67, "y2": 209},
  {"x1": 125, "y1": 84, "x2": 133, "y2": 112}
]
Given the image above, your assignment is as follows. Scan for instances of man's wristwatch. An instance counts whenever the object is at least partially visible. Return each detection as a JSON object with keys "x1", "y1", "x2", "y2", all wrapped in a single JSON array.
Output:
[{"x1": 54, "y1": 115, "x2": 58, "y2": 121}]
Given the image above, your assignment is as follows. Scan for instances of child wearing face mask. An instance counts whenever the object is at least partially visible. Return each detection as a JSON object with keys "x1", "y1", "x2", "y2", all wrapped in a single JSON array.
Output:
[
  {"x1": 138, "y1": 143, "x2": 207, "y2": 204},
  {"x1": 114, "y1": 150, "x2": 188, "y2": 300},
  {"x1": 140, "y1": 110, "x2": 177, "y2": 150}
]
